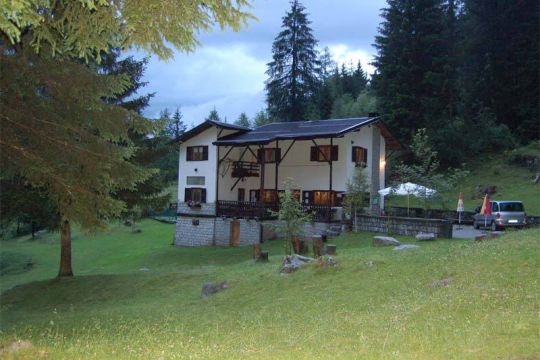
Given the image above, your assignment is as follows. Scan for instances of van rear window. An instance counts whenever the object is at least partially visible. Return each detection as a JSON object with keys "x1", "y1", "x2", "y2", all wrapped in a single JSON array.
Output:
[{"x1": 499, "y1": 202, "x2": 524, "y2": 212}]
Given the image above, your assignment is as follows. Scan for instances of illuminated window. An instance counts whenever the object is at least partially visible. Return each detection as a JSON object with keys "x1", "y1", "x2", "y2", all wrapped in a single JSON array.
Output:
[
  {"x1": 352, "y1": 146, "x2": 368, "y2": 167},
  {"x1": 310, "y1": 145, "x2": 338, "y2": 162}
]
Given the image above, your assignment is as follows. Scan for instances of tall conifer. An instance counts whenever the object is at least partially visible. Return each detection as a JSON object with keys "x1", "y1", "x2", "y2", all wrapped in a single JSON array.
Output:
[{"x1": 266, "y1": 0, "x2": 319, "y2": 121}]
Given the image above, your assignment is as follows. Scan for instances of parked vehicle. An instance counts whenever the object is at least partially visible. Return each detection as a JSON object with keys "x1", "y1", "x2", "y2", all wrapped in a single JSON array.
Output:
[{"x1": 473, "y1": 201, "x2": 527, "y2": 231}]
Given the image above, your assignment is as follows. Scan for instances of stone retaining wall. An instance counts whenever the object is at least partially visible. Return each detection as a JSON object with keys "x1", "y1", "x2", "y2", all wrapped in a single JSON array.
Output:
[
  {"x1": 354, "y1": 214, "x2": 453, "y2": 238},
  {"x1": 175, "y1": 216, "x2": 261, "y2": 247}
]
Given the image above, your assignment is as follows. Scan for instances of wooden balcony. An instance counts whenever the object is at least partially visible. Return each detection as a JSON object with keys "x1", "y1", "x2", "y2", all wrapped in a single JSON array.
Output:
[
  {"x1": 231, "y1": 161, "x2": 260, "y2": 178},
  {"x1": 216, "y1": 200, "x2": 333, "y2": 222}
]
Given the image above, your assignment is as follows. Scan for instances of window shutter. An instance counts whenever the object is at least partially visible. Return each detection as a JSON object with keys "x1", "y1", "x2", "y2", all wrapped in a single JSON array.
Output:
[
  {"x1": 201, "y1": 188, "x2": 207, "y2": 203},
  {"x1": 275, "y1": 148, "x2": 281, "y2": 163},
  {"x1": 332, "y1": 146, "x2": 339, "y2": 161},
  {"x1": 363, "y1": 148, "x2": 368, "y2": 164},
  {"x1": 202, "y1": 146, "x2": 208, "y2": 161},
  {"x1": 257, "y1": 149, "x2": 264, "y2": 163},
  {"x1": 310, "y1": 146, "x2": 318, "y2": 161},
  {"x1": 186, "y1": 147, "x2": 193, "y2": 161},
  {"x1": 352, "y1": 147, "x2": 357, "y2": 162},
  {"x1": 184, "y1": 188, "x2": 192, "y2": 202}
]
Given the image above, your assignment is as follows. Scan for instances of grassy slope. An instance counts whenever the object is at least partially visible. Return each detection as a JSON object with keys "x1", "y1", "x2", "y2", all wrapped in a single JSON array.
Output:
[
  {"x1": 387, "y1": 158, "x2": 540, "y2": 214},
  {"x1": 1, "y1": 220, "x2": 539, "y2": 359}
]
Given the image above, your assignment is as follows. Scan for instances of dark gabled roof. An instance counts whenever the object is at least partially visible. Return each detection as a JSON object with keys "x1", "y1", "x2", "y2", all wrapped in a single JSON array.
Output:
[
  {"x1": 213, "y1": 117, "x2": 400, "y2": 149},
  {"x1": 175, "y1": 120, "x2": 250, "y2": 143}
]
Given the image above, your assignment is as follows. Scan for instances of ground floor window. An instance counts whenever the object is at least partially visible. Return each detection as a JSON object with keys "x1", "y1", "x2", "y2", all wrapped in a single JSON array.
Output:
[
  {"x1": 185, "y1": 188, "x2": 206, "y2": 204},
  {"x1": 302, "y1": 190, "x2": 344, "y2": 206},
  {"x1": 249, "y1": 189, "x2": 300, "y2": 203}
]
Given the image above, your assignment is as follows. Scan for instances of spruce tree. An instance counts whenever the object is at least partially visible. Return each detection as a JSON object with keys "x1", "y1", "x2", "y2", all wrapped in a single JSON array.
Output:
[
  {"x1": 0, "y1": 45, "x2": 153, "y2": 277},
  {"x1": 206, "y1": 108, "x2": 222, "y2": 122},
  {"x1": 266, "y1": 0, "x2": 319, "y2": 121},
  {"x1": 373, "y1": 0, "x2": 448, "y2": 156},
  {"x1": 234, "y1": 113, "x2": 251, "y2": 128}
]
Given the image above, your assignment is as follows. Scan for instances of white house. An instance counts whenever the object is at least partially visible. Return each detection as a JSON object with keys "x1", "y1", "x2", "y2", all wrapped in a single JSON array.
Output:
[{"x1": 174, "y1": 116, "x2": 400, "y2": 246}]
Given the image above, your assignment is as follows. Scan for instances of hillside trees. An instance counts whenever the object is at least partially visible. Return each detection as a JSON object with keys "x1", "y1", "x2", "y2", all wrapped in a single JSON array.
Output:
[
  {"x1": 373, "y1": 0, "x2": 539, "y2": 165},
  {"x1": 0, "y1": 0, "x2": 253, "y2": 277}
]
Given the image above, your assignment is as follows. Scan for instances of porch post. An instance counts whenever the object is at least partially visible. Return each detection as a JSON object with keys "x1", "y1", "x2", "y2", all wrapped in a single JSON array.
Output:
[
  {"x1": 259, "y1": 145, "x2": 265, "y2": 217},
  {"x1": 329, "y1": 138, "x2": 333, "y2": 208},
  {"x1": 275, "y1": 140, "x2": 279, "y2": 192},
  {"x1": 215, "y1": 145, "x2": 220, "y2": 216}
]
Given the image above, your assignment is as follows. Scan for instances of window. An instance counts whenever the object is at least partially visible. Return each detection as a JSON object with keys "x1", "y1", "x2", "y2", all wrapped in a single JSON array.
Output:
[
  {"x1": 185, "y1": 188, "x2": 206, "y2": 203},
  {"x1": 237, "y1": 188, "x2": 245, "y2": 202},
  {"x1": 302, "y1": 191, "x2": 344, "y2": 206},
  {"x1": 491, "y1": 202, "x2": 499, "y2": 212},
  {"x1": 186, "y1": 176, "x2": 205, "y2": 186},
  {"x1": 310, "y1": 145, "x2": 338, "y2": 162},
  {"x1": 257, "y1": 148, "x2": 281, "y2": 163},
  {"x1": 249, "y1": 189, "x2": 299, "y2": 203},
  {"x1": 186, "y1": 146, "x2": 208, "y2": 161},
  {"x1": 352, "y1": 146, "x2": 368, "y2": 167},
  {"x1": 499, "y1": 202, "x2": 524, "y2": 212}
]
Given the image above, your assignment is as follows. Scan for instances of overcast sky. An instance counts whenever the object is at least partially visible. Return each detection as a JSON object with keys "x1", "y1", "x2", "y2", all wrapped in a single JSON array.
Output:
[{"x1": 133, "y1": 0, "x2": 387, "y2": 126}]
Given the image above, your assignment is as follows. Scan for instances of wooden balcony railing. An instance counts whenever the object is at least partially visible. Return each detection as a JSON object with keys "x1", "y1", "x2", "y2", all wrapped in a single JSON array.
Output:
[
  {"x1": 216, "y1": 200, "x2": 333, "y2": 221},
  {"x1": 231, "y1": 161, "x2": 260, "y2": 178}
]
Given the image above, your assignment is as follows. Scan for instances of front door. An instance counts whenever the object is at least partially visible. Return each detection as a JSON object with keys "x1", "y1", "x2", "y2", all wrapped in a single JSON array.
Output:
[{"x1": 230, "y1": 220, "x2": 240, "y2": 247}]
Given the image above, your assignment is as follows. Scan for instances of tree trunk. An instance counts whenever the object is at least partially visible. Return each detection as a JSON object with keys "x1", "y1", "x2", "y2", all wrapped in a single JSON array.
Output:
[
  {"x1": 58, "y1": 219, "x2": 73, "y2": 277},
  {"x1": 31, "y1": 221, "x2": 36, "y2": 239}
]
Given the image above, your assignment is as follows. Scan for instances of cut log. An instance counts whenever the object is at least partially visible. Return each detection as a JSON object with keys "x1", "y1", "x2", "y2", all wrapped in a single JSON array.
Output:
[
  {"x1": 312, "y1": 235, "x2": 324, "y2": 258},
  {"x1": 325, "y1": 244, "x2": 337, "y2": 255},
  {"x1": 258, "y1": 251, "x2": 269, "y2": 262},
  {"x1": 253, "y1": 244, "x2": 262, "y2": 260}
]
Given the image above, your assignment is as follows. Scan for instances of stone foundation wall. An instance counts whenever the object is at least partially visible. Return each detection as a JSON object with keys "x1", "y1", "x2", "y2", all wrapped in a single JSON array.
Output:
[
  {"x1": 354, "y1": 214, "x2": 453, "y2": 238},
  {"x1": 214, "y1": 218, "x2": 261, "y2": 246},
  {"x1": 175, "y1": 216, "x2": 261, "y2": 247},
  {"x1": 174, "y1": 216, "x2": 215, "y2": 246}
]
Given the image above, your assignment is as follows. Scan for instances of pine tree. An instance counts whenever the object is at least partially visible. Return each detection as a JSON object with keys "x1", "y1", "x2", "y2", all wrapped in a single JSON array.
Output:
[
  {"x1": 99, "y1": 49, "x2": 155, "y2": 114},
  {"x1": 253, "y1": 110, "x2": 272, "y2": 127},
  {"x1": 2, "y1": 0, "x2": 252, "y2": 61},
  {"x1": 164, "y1": 107, "x2": 187, "y2": 139},
  {"x1": 266, "y1": 0, "x2": 320, "y2": 121},
  {"x1": 373, "y1": 0, "x2": 448, "y2": 155},
  {"x1": 0, "y1": 0, "x2": 255, "y2": 278},
  {"x1": 0, "y1": 45, "x2": 153, "y2": 277},
  {"x1": 318, "y1": 46, "x2": 336, "y2": 80},
  {"x1": 459, "y1": 0, "x2": 539, "y2": 142},
  {"x1": 206, "y1": 108, "x2": 222, "y2": 122},
  {"x1": 234, "y1": 113, "x2": 251, "y2": 128}
]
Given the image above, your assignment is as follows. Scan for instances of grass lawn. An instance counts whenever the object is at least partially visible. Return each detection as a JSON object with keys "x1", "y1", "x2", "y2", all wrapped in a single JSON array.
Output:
[
  {"x1": 1, "y1": 219, "x2": 539, "y2": 359},
  {"x1": 387, "y1": 157, "x2": 540, "y2": 214}
]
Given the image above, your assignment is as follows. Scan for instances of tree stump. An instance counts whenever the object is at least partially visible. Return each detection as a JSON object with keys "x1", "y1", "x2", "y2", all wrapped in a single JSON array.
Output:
[
  {"x1": 258, "y1": 251, "x2": 269, "y2": 262},
  {"x1": 312, "y1": 235, "x2": 324, "y2": 258},
  {"x1": 325, "y1": 244, "x2": 337, "y2": 255},
  {"x1": 291, "y1": 236, "x2": 308, "y2": 254},
  {"x1": 253, "y1": 244, "x2": 262, "y2": 260}
]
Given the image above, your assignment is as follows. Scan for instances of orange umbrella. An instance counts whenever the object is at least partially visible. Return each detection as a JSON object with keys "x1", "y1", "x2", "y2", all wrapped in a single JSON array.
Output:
[{"x1": 480, "y1": 194, "x2": 492, "y2": 229}]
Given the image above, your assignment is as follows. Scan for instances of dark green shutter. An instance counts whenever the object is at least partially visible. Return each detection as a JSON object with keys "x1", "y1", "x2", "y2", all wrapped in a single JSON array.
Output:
[
  {"x1": 332, "y1": 146, "x2": 338, "y2": 161},
  {"x1": 310, "y1": 146, "x2": 318, "y2": 161},
  {"x1": 201, "y1": 188, "x2": 207, "y2": 203},
  {"x1": 202, "y1": 146, "x2": 209, "y2": 160},
  {"x1": 185, "y1": 188, "x2": 192, "y2": 202}
]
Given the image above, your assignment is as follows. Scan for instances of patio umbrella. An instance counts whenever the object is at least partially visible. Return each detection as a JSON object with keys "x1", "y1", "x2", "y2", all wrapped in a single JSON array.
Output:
[
  {"x1": 480, "y1": 194, "x2": 492, "y2": 230},
  {"x1": 378, "y1": 182, "x2": 436, "y2": 216}
]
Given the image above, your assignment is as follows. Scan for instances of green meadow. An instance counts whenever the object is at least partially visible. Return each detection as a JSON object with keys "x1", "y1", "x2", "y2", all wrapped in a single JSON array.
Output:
[{"x1": 1, "y1": 220, "x2": 539, "y2": 359}]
